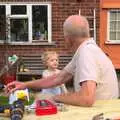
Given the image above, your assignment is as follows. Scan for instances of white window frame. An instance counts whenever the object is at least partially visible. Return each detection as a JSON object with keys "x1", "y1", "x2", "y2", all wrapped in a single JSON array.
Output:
[
  {"x1": 107, "y1": 9, "x2": 120, "y2": 44},
  {"x1": 0, "y1": 3, "x2": 52, "y2": 44}
]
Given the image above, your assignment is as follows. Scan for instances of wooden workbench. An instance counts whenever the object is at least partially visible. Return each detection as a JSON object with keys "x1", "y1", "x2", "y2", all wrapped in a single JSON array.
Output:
[{"x1": 1, "y1": 99, "x2": 120, "y2": 120}]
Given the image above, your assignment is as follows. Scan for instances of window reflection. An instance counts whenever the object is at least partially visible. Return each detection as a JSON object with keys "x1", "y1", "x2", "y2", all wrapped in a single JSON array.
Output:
[
  {"x1": 10, "y1": 19, "x2": 28, "y2": 42},
  {"x1": 0, "y1": 6, "x2": 6, "y2": 41},
  {"x1": 32, "y1": 5, "x2": 48, "y2": 41},
  {"x1": 11, "y1": 5, "x2": 26, "y2": 15}
]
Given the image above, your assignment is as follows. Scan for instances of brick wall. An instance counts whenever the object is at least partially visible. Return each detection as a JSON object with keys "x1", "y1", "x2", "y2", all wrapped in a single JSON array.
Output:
[{"x1": 0, "y1": 0, "x2": 100, "y2": 69}]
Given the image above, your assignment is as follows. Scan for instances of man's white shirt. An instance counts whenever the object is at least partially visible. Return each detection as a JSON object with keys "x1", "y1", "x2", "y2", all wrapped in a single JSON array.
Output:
[{"x1": 64, "y1": 38, "x2": 119, "y2": 100}]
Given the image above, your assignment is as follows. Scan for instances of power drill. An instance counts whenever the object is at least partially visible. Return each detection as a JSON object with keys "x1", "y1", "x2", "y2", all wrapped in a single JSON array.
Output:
[
  {"x1": 0, "y1": 99, "x2": 24, "y2": 120},
  {"x1": 0, "y1": 83, "x2": 29, "y2": 120}
]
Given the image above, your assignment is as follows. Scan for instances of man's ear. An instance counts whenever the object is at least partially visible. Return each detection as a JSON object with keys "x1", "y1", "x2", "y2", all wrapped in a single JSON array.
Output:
[
  {"x1": 67, "y1": 36, "x2": 73, "y2": 45},
  {"x1": 65, "y1": 36, "x2": 75, "y2": 50},
  {"x1": 65, "y1": 36, "x2": 71, "y2": 48}
]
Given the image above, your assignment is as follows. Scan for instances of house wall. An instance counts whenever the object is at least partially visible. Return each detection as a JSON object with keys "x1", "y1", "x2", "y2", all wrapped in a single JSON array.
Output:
[
  {"x1": 100, "y1": 0, "x2": 120, "y2": 69},
  {"x1": 0, "y1": 0, "x2": 100, "y2": 69}
]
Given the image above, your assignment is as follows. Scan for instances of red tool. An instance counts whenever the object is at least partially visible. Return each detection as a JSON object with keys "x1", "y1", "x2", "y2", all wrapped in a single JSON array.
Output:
[{"x1": 35, "y1": 100, "x2": 57, "y2": 116}]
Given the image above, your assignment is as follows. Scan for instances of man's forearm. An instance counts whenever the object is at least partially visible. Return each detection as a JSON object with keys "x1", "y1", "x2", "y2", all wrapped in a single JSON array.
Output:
[
  {"x1": 24, "y1": 70, "x2": 72, "y2": 89},
  {"x1": 53, "y1": 92, "x2": 95, "y2": 107},
  {"x1": 24, "y1": 74, "x2": 58, "y2": 89}
]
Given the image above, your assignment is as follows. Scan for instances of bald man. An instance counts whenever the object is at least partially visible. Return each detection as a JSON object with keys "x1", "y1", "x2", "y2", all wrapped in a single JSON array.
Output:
[{"x1": 6, "y1": 15, "x2": 119, "y2": 107}]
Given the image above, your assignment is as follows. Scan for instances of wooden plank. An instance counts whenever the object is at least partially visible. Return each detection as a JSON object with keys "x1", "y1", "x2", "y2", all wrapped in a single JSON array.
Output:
[{"x1": 16, "y1": 55, "x2": 73, "y2": 81}]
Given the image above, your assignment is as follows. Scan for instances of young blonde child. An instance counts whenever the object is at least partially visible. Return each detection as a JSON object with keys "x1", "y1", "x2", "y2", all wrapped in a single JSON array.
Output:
[
  {"x1": 41, "y1": 51, "x2": 67, "y2": 95},
  {"x1": 30, "y1": 51, "x2": 67, "y2": 108}
]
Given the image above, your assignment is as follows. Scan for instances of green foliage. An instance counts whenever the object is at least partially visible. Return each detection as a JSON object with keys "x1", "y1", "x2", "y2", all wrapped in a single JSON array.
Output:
[
  {"x1": 0, "y1": 95, "x2": 34, "y2": 105},
  {"x1": 0, "y1": 96, "x2": 8, "y2": 105},
  {"x1": 116, "y1": 69, "x2": 120, "y2": 78}
]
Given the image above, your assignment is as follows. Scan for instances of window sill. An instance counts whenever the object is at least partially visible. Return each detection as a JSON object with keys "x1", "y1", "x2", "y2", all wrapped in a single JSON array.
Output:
[
  {"x1": 0, "y1": 42, "x2": 56, "y2": 46},
  {"x1": 105, "y1": 41, "x2": 120, "y2": 45}
]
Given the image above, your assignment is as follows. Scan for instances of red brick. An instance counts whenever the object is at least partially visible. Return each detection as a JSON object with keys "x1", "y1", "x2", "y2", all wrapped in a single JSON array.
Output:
[{"x1": 0, "y1": 0, "x2": 100, "y2": 69}]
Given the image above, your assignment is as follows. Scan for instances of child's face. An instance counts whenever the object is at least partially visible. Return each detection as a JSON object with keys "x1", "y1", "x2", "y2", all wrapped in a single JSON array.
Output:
[{"x1": 46, "y1": 54, "x2": 59, "y2": 70}]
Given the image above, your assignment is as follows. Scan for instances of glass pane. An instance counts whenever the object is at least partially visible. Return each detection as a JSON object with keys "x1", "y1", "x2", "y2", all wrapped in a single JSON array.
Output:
[
  {"x1": 32, "y1": 5, "x2": 48, "y2": 41},
  {"x1": 11, "y1": 5, "x2": 26, "y2": 15},
  {"x1": 88, "y1": 19, "x2": 93, "y2": 29},
  {"x1": 110, "y1": 11, "x2": 117, "y2": 21},
  {"x1": 117, "y1": 11, "x2": 120, "y2": 20},
  {"x1": 90, "y1": 29, "x2": 94, "y2": 38},
  {"x1": 110, "y1": 32, "x2": 116, "y2": 40},
  {"x1": 0, "y1": 5, "x2": 6, "y2": 41},
  {"x1": 117, "y1": 32, "x2": 120, "y2": 40},
  {"x1": 10, "y1": 19, "x2": 28, "y2": 42},
  {"x1": 117, "y1": 21, "x2": 120, "y2": 30},
  {"x1": 110, "y1": 21, "x2": 117, "y2": 31}
]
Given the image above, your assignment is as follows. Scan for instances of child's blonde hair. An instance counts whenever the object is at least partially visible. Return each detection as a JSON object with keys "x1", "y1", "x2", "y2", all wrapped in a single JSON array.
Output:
[{"x1": 41, "y1": 51, "x2": 59, "y2": 65}]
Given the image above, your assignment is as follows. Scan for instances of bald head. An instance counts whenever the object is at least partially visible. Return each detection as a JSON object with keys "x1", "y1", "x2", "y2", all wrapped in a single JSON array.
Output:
[{"x1": 63, "y1": 15, "x2": 90, "y2": 38}]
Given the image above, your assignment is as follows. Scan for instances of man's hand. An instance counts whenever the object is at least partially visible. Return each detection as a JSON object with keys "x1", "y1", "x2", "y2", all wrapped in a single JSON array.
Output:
[{"x1": 5, "y1": 81, "x2": 26, "y2": 94}]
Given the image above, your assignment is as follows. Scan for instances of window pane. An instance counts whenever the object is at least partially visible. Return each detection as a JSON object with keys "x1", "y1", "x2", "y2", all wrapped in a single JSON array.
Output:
[
  {"x1": 11, "y1": 5, "x2": 26, "y2": 15},
  {"x1": 0, "y1": 5, "x2": 6, "y2": 41},
  {"x1": 88, "y1": 19, "x2": 93, "y2": 29},
  {"x1": 110, "y1": 11, "x2": 117, "y2": 21},
  {"x1": 32, "y1": 5, "x2": 48, "y2": 41},
  {"x1": 90, "y1": 29, "x2": 94, "y2": 38},
  {"x1": 110, "y1": 21, "x2": 117, "y2": 31},
  {"x1": 117, "y1": 32, "x2": 120, "y2": 40},
  {"x1": 10, "y1": 19, "x2": 28, "y2": 42},
  {"x1": 109, "y1": 10, "x2": 120, "y2": 41},
  {"x1": 117, "y1": 11, "x2": 120, "y2": 20},
  {"x1": 117, "y1": 21, "x2": 120, "y2": 30},
  {"x1": 110, "y1": 32, "x2": 116, "y2": 40}
]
